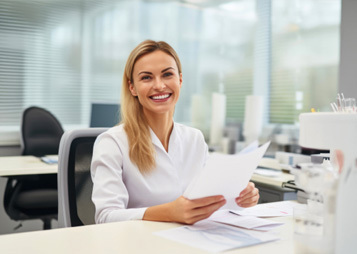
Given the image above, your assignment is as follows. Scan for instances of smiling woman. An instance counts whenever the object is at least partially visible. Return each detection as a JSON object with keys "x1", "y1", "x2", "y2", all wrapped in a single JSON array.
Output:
[
  {"x1": 90, "y1": 40, "x2": 260, "y2": 226},
  {"x1": 123, "y1": 41, "x2": 183, "y2": 172}
]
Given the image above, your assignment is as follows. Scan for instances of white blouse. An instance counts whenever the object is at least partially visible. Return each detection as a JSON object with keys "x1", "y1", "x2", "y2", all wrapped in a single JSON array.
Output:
[{"x1": 90, "y1": 122, "x2": 208, "y2": 223}]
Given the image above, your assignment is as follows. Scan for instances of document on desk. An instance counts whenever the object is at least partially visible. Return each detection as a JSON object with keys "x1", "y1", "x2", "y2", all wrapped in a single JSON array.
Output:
[
  {"x1": 230, "y1": 201, "x2": 305, "y2": 217},
  {"x1": 209, "y1": 210, "x2": 284, "y2": 231},
  {"x1": 184, "y1": 141, "x2": 270, "y2": 210},
  {"x1": 40, "y1": 155, "x2": 58, "y2": 164},
  {"x1": 154, "y1": 220, "x2": 279, "y2": 253}
]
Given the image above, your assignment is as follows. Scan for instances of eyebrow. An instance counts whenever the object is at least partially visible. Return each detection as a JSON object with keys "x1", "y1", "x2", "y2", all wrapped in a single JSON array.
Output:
[{"x1": 137, "y1": 67, "x2": 175, "y2": 76}]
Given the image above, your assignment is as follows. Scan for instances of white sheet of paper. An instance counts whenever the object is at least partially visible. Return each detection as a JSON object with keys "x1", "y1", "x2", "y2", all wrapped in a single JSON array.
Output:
[
  {"x1": 183, "y1": 141, "x2": 270, "y2": 210},
  {"x1": 254, "y1": 168, "x2": 282, "y2": 177},
  {"x1": 239, "y1": 140, "x2": 259, "y2": 154},
  {"x1": 154, "y1": 220, "x2": 280, "y2": 253},
  {"x1": 209, "y1": 210, "x2": 284, "y2": 231},
  {"x1": 230, "y1": 201, "x2": 306, "y2": 217}
]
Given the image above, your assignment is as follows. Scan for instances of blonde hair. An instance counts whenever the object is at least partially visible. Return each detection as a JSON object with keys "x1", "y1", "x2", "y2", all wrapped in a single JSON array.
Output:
[{"x1": 121, "y1": 40, "x2": 182, "y2": 174}]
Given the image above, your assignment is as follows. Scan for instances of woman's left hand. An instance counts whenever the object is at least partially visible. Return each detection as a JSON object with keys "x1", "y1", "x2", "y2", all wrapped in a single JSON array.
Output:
[{"x1": 235, "y1": 182, "x2": 259, "y2": 208}]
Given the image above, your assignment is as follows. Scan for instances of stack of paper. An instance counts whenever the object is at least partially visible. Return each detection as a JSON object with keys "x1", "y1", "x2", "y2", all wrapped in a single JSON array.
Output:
[
  {"x1": 230, "y1": 201, "x2": 304, "y2": 217},
  {"x1": 154, "y1": 221, "x2": 280, "y2": 253},
  {"x1": 209, "y1": 210, "x2": 284, "y2": 231}
]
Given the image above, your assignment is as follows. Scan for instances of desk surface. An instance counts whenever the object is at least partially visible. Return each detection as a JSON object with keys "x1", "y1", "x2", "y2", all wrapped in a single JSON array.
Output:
[
  {"x1": 0, "y1": 155, "x2": 294, "y2": 181},
  {"x1": 0, "y1": 217, "x2": 296, "y2": 254},
  {"x1": 0, "y1": 156, "x2": 57, "y2": 176},
  {"x1": 0, "y1": 156, "x2": 294, "y2": 190}
]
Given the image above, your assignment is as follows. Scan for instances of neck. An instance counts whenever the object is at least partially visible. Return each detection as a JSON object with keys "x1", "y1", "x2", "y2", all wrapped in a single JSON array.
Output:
[{"x1": 144, "y1": 110, "x2": 174, "y2": 152}]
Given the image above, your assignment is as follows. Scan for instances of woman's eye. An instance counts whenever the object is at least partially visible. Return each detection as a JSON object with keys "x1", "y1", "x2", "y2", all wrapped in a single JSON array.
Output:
[
  {"x1": 141, "y1": 76, "x2": 151, "y2": 80},
  {"x1": 163, "y1": 72, "x2": 173, "y2": 78}
]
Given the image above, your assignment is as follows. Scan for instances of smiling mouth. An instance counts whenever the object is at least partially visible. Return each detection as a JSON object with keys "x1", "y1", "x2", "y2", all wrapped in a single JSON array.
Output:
[{"x1": 150, "y1": 93, "x2": 172, "y2": 100}]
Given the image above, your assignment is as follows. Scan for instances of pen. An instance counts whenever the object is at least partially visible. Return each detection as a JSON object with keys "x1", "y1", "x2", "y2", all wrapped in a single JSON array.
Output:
[
  {"x1": 330, "y1": 102, "x2": 338, "y2": 112},
  {"x1": 341, "y1": 93, "x2": 345, "y2": 112},
  {"x1": 337, "y1": 93, "x2": 341, "y2": 112}
]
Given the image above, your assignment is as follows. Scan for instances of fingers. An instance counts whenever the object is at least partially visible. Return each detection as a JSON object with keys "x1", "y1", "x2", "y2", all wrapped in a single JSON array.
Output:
[
  {"x1": 190, "y1": 195, "x2": 225, "y2": 209},
  {"x1": 186, "y1": 198, "x2": 226, "y2": 224},
  {"x1": 178, "y1": 195, "x2": 226, "y2": 224},
  {"x1": 190, "y1": 196, "x2": 226, "y2": 217},
  {"x1": 236, "y1": 186, "x2": 259, "y2": 207},
  {"x1": 238, "y1": 182, "x2": 255, "y2": 197}
]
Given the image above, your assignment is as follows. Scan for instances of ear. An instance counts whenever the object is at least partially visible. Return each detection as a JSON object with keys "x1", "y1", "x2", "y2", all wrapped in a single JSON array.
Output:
[
  {"x1": 179, "y1": 73, "x2": 182, "y2": 88},
  {"x1": 128, "y1": 80, "x2": 138, "y2": 96}
]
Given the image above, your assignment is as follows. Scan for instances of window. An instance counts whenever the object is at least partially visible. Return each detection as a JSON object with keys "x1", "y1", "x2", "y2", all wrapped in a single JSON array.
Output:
[
  {"x1": 0, "y1": 0, "x2": 341, "y2": 145},
  {"x1": 270, "y1": 0, "x2": 340, "y2": 124}
]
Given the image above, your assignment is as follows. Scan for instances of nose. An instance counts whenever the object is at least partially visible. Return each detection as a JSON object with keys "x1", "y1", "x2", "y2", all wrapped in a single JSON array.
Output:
[{"x1": 153, "y1": 77, "x2": 165, "y2": 90}]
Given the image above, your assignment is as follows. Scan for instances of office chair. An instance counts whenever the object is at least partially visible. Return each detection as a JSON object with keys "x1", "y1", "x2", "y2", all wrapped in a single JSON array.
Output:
[
  {"x1": 4, "y1": 106, "x2": 64, "y2": 230},
  {"x1": 58, "y1": 128, "x2": 108, "y2": 227}
]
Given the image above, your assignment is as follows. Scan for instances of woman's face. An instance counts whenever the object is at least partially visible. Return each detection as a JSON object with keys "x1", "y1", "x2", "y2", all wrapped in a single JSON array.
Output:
[{"x1": 129, "y1": 50, "x2": 182, "y2": 117}]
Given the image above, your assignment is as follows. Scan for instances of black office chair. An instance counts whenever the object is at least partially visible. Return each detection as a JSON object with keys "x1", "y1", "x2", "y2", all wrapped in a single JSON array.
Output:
[
  {"x1": 4, "y1": 106, "x2": 64, "y2": 230},
  {"x1": 57, "y1": 128, "x2": 107, "y2": 227}
]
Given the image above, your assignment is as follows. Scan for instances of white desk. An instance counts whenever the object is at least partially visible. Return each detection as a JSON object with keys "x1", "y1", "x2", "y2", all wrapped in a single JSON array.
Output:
[
  {"x1": 0, "y1": 156, "x2": 57, "y2": 176},
  {"x1": 0, "y1": 156, "x2": 296, "y2": 203},
  {"x1": 0, "y1": 217, "x2": 296, "y2": 254},
  {"x1": 0, "y1": 155, "x2": 294, "y2": 184}
]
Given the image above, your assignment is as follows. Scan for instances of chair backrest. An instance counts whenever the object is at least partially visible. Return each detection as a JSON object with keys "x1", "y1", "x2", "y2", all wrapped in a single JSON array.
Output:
[
  {"x1": 58, "y1": 128, "x2": 108, "y2": 228},
  {"x1": 21, "y1": 106, "x2": 64, "y2": 156}
]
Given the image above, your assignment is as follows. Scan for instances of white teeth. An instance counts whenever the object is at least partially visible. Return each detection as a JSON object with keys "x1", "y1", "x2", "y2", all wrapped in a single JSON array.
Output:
[{"x1": 152, "y1": 94, "x2": 170, "y2": 100}]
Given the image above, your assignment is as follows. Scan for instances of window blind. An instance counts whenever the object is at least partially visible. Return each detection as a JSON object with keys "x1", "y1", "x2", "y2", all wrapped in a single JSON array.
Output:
[
  {"x1": 269, "y1": 0, "x2": 340, "y2": 124},
  {"x1": 0, "y1": 1, "x2": 84, "y2": 126},
  {"x1": 0, "y1": 0, "x2": 340, "y2": 146}
]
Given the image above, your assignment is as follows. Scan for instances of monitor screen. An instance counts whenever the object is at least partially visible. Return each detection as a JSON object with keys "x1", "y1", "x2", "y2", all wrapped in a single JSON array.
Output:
[{"x1": 90, "y1": 103, "x2": 120, "y2": 128}]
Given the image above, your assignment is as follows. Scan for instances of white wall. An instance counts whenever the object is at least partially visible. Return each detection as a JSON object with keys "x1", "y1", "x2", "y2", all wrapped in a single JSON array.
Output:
[{"x1": 339, "y1": 0, "x2": 357, "y2": 97}]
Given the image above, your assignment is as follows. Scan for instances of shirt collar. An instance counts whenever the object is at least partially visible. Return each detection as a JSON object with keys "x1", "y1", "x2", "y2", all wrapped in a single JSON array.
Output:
[{"x1": 149, "y1": 122, "x2": 178, "y2": 152}]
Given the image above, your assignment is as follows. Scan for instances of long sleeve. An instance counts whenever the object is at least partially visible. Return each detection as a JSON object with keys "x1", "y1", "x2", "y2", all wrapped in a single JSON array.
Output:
[{"x1": 91, "y1": 132, "x2": 147, "y2": 223}]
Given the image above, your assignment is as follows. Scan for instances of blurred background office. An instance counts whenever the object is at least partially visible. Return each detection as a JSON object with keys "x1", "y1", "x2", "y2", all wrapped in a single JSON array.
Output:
[
  {"x1": 0, "y1": 0, "x2": 342, "y2": 155},
  {"x1": 2, "y1": 0, "x2": 356, "y2": 235}
]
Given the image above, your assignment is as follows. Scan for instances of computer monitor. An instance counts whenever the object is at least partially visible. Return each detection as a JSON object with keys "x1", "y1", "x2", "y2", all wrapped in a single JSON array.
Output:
[{"x1": 90, "y1": 103, "x2": 121, "y2": 128}]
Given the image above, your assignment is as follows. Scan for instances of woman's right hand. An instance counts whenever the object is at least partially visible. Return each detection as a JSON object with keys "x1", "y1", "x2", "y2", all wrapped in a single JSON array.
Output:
[{"x1": 168, "y1": 195, "x2": 226, "y2": 224}]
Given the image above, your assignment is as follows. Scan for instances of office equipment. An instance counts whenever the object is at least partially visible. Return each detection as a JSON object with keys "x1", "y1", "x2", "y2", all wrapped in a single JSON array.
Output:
[
  {"x1": 90, "y1": 103, "x2": 120, "y2": 128},
  {"x1": 275, "y1": 151, "x2": 310, "y2": 170},
  {"x1": 310, "y1": 153, "x2": 330, "y2": 164},
  {"x1": 299, "y1": 112, "x2": 357, "y2": 253},
  {"x1": 58, "y1": 128, "x2": 108, "y2": 228},
  {"x1": 209, "y1": 93, "x2": 226, "y2": 147},
  {"x1": 243, "y1": 95, "x2": 263, "y2": 145},
  {"x1": 0, "y1": 216, "x2": 296, "y2": 254},
  {"x1": 251, "y1": 172, "x2": 296, "y2": 204},
  {"x1": 4, "y1": 106, "x2": 63, "y2": 230}
]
